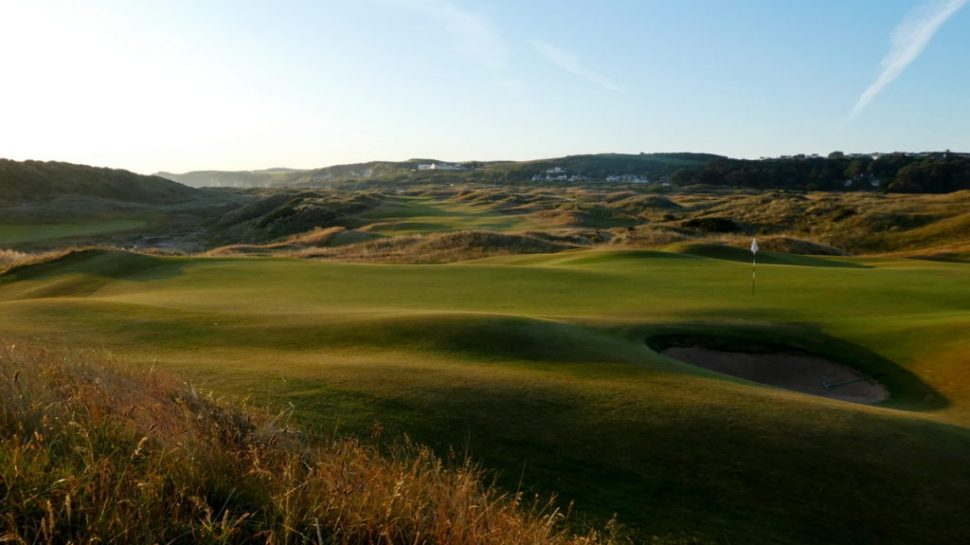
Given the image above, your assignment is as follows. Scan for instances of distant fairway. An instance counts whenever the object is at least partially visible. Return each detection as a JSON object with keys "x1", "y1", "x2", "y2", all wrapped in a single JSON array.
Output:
[
  {"x1": 1, "y1": 249, "x2": 969, "y2": 544},
  {"x1": 0, "y1": 219, "x2": 147, "y2": 244},
  {"x1": 359, "y1": 195, "x2": 553, "y2": 235}
]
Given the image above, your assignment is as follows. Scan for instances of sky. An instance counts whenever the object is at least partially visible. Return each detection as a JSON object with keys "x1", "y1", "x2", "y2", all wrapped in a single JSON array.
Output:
[{"x1": 1, "y1": 0, "x2": 968, "y2": 174}]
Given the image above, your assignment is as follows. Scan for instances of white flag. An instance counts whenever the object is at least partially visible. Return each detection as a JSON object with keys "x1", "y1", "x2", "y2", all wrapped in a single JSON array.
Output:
[{"x1": 750, "y1": 238, "x2": 759, "y2": 255}]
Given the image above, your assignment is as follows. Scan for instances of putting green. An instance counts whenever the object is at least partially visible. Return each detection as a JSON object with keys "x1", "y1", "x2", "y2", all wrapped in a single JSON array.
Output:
[{"x1": 1, "y1": 248, "x2": 968, "y2": 545}]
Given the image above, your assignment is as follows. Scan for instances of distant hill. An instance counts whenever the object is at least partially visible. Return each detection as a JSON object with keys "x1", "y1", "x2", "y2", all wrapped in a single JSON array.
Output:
[
  {"x1": 156, "y1": 168, "x2": 310, "y2": 188},
  {"x1": 488, "y1": 152, "x2": 723, "y2": 181},
  {"x1": 160, "y1": 161, "x2": 443, "y2": 187},
  {"x1": 0, "y1": 159, "x2": 199, "y2": 204},
  {"x1": 670, "y1": 152, "x2": 970, "y2": 193},
  {"x1": 160, "y1": 153, "x2": 724, "y2": 188},
  {"x1": 159, "y1": 151, "x2": 970, "y2": 193}
]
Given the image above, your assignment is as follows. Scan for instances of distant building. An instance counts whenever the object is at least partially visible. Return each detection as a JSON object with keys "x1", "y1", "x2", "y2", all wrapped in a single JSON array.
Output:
[
  {"x1": 605, "y1": 174, "x2": 649, "y2": 183},
  {"x1": 417, "y1": 162, "x2": 466, "y2": 171}
]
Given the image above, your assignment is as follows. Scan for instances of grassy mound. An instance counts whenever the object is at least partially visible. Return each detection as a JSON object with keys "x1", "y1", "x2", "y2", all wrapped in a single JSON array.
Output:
[
  {"x1": 301, "y1": 230, "x2": 580, "y2": 263},
  {"x1": 0, "y1": 344, "x2": 610, "y2": 545},
  {"x1": 207, "y1": 227, "x2": 383, "y2": 256},
  {"x1": 895, "y1": 242, "x2": 970, "y2": 263},
  {"x1": 610, "y1": 226, "x2": 688, "y2": 248},
  {"x1": 211, "y1": 191, "x2": 384, "y2": 243},
  {"x1": 755, "y1": 236, "x2": 847, "y2": 256},
  {"x1": 0, "y1": 159, "x2": 198, "y2": 204},
  {"x1": 0, "y1": 249, "x2": 72, "y2": 274},
  {"x1": 680, "y1": 217, "x2": 740, "y2": 233},
  {"x1": 0, "y1": 249, "x2": 188, "y2": 301}
]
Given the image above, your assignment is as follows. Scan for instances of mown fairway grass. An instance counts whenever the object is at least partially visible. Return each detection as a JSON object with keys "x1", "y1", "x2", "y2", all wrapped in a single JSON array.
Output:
[
  {"x1": 0, "y1": 219, "x2": 148, "y2": 244},
  {"x1": 359, "y1": 195, "x2": 552, "y2": 235},
  {"x1": 1, "y1": 249, "x2": 969, "y2": 544}
]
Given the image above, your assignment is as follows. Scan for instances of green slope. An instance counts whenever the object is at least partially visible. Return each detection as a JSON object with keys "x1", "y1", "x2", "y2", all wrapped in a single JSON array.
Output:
[
  {"x1": 1, "y1": 249, "x2": 969, "y2": 544},
  {"x1": 0, "y1": 219, "x2": 149, "y2": 244},
  {"x1": 0, "y1": 158, "x2": 198, "y2": 203}
]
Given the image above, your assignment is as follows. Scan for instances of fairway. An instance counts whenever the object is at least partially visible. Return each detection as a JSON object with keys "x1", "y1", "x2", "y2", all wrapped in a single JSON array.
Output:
[
  {"x1": 1, "y1": 248, "x2": 969, "y2": 544},
  {"x1": 359, "y1": 194, "x2": 554, "y2": 235},
  {"x1": 0, "y1": 219, "x2": 148, "y2": 244}
]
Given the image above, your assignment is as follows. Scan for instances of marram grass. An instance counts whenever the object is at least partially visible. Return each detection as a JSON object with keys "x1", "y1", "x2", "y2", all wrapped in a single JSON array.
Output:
[{"x1": 0, "y1": 343, "x2": 618, "y2": 545}]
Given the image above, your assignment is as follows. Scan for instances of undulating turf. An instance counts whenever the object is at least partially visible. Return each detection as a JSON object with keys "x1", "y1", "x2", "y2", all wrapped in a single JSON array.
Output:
[
  {"x1": 0, "y1": 219, "x2": 148, "y2": 244},
  {"x1": 359, "y1": 195, "x2": 553, "y2": 235},
  {"x1": 1, "y1": 249, "x2": 968, "y2": 544}
]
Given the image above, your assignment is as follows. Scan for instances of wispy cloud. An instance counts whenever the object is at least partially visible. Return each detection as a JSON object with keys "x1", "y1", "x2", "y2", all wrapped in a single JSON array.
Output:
[
  {"x1": 382, "y1": 0, "x2": 509, "y2": 71},
  {"x1": 849, "y1": 0, "x2": 968, "y2": 120},
  {"x1": 528, "y1": 39, "x2": 628, "y2": 94}
]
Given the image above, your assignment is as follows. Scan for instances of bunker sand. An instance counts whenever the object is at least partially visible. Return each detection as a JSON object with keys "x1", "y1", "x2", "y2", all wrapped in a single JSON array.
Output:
[{"x1": 662, "y1": 346, "x2": 889, "y2": 404}]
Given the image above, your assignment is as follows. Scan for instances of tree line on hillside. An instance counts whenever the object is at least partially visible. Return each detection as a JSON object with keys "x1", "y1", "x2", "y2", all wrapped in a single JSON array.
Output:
[
  {"x1": 509, "y1": 152, "x2": 721, "y2": 180},
  {"x1": 669, "y1": 152, "x2": 970, "y2": 193}
]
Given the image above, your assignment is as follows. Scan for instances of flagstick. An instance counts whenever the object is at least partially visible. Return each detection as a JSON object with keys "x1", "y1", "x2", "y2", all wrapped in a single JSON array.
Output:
[{"x1": 749, "y1": 237, "x2": 759, "y2": 297}]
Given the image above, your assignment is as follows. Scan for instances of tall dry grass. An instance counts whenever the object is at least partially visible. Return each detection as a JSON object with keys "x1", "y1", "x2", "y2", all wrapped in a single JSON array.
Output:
[
  {"x1": 0, "y1": 249, "x2": 67, "y2": 274},
  {"x1": 0, "y1": 343, "x2": 616, "y2": 545}
]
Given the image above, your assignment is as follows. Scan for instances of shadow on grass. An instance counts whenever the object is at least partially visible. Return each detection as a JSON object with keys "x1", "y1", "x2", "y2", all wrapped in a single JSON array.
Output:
[
  {"x1": 667, "y1": 243, "x2": 871, "y2": 268},
  {"x1": 0, "y1": 248, "x2": 187, "y2": 297}
]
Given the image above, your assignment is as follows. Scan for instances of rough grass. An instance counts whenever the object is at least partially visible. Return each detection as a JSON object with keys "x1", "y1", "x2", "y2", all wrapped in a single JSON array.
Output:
[
  {"x1": 0, "y1": 343, "x2": 614, "y2": 545},
  {"x1": 3, "y1": 182, "x2": 968, "y2": 260},
  {"x1": 298, "y1": 230, "x2": 580, "y2": 263},
  {"x1": 197, "y1": 187, "x2": 970, "y2": 262},
  {"x1": 0, "y1": 249, "x2": 73, "y2": 274},
  {"x1": 206, "y1": 227, "x2": 383, "y2": 257}
]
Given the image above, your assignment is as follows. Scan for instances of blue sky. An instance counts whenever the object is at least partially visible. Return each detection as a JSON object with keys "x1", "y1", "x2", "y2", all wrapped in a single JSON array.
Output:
[{"x1": 1, "y1": 0, "x2": 968, "y2": 173}]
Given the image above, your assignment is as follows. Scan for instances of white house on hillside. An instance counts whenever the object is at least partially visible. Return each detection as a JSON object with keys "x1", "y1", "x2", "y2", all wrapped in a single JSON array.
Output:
[{"x1": 417, "y1": 162, "x2": 466, "y2": 171}]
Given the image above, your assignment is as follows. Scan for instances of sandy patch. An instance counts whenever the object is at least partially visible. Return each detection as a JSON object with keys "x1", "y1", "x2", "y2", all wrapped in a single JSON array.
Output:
[{"x1": 662, "y1": 346, "x2": 888, "y2": 404}]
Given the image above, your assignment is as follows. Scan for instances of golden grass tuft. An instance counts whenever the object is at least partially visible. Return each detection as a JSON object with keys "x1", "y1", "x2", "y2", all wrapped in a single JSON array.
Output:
[
  {"x1": 0, "y1": 248, "x2": 75, "y2": 274},
  {"x1": 0, "y1": 343, "x2": 616, "y2": 545},
  {"x1": 609, "y1": 226, "x2": 687, "y2": 248}
]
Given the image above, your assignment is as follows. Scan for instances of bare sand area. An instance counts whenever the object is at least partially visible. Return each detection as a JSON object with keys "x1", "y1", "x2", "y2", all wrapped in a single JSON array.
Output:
[{"x1": 662, "y1": 346, "x2": 888, "y2": 404}]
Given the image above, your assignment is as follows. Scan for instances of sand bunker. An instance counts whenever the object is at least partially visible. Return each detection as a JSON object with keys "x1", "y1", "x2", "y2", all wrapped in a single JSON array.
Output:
[{"x1": 661, "y1": 346, "x2": 888, "y2": 404}]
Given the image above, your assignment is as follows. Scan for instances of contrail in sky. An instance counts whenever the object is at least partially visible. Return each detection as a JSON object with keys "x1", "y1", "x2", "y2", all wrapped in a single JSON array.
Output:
[
  {"x1": 382, "y1": 0, "x2": 509, "y2": 71},
  {"x1": 849, "y1": 0, "x2": 968, "y2": 120},
  {"x1": 528, "y1": 39, "x2": 628, "y2": 94}
]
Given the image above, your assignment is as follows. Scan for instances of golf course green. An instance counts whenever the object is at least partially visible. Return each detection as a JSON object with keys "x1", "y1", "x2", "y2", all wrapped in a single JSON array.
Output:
[{"x1": 1, "y1": 247, "x2": 968, "y2": 544}]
